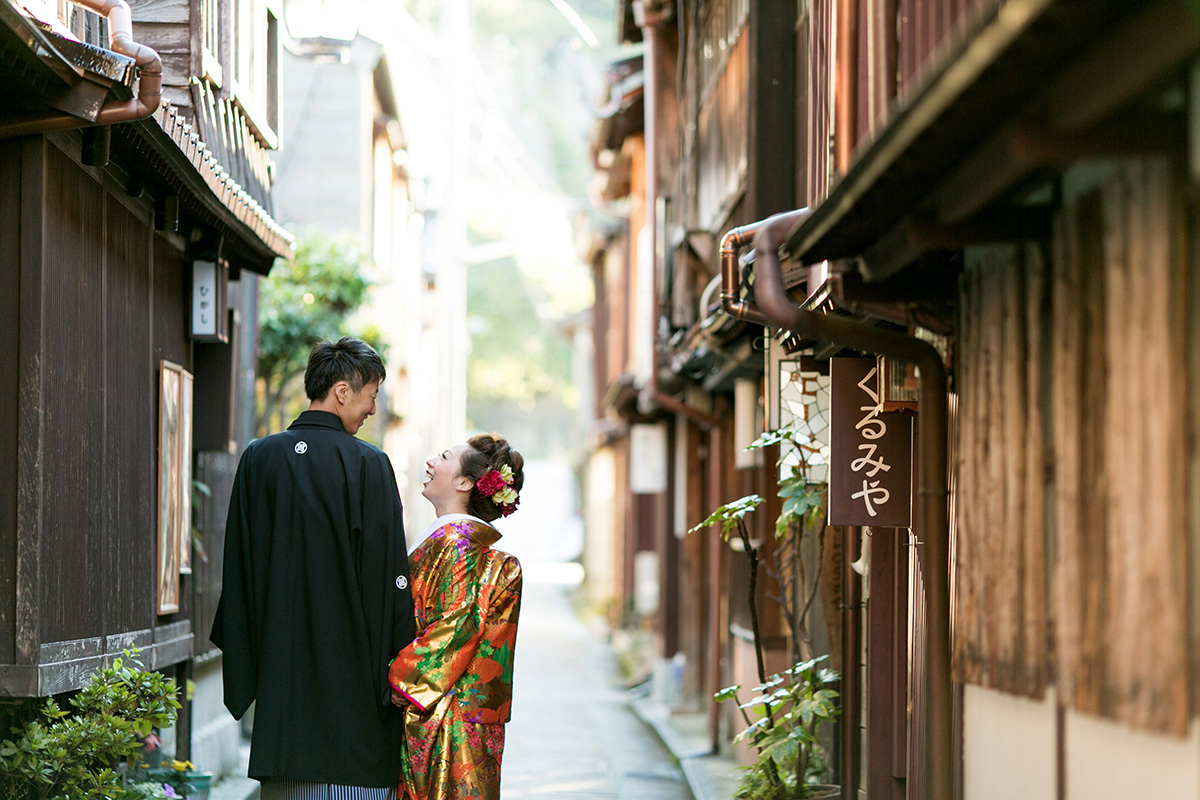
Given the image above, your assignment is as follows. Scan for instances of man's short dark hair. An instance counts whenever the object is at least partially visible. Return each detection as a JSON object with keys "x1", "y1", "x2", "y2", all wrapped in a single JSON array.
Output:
[{"x1": 304, "y1": 337, "x2": 386, "y2": 401}]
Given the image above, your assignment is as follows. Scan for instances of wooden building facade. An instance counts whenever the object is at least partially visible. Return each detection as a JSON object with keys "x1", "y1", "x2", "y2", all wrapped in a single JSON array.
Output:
[
  {"x1": 591, "y1": 0, "x2": 1200, "y2": 797},
  {"x1": 0, "y1": 0, "x2": 289, "y2": 770}
]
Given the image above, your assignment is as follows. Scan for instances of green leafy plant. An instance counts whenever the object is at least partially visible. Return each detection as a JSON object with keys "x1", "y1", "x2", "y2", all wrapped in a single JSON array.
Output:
[
  {"x1": 115, "y1": 782, "x2": 168, "y2": 800},
  {"x1": 256, "y1": 231, "x2": 388, "y2": 437},
  {"x1": 691, "y1": 419, "x2": 838, "y2": 799},
  {"x1": 717, "y1": 657, "x2": 840, "y2": 799},
  {"x1": 0, "y1": 651, "x2": 181, "y2": 800}
]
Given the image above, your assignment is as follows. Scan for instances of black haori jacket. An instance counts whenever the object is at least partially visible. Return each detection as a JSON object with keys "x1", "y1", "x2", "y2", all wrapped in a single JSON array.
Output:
[{"x1": 211, "y1": 410, "x2": 416, "y2": 787}]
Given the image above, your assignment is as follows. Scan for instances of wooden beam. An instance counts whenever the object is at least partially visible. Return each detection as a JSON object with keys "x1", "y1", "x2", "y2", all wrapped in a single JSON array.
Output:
[
  {"x1": 860, "y1": 206, "x2": 1051, "y2": 282},
  {"x1": 1048, "y1": 1, "x2": 1200, "y2": 133}
]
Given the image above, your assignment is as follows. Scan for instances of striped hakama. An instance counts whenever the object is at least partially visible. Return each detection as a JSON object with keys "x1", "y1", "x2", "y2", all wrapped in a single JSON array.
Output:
[{"x1": 259, "y1": 778, "x2": 396, "y2": 800}]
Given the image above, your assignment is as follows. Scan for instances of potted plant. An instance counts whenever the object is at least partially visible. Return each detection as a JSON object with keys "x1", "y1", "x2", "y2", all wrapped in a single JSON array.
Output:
[
  {"x1": 141, "y1": 760, "x2": 212, "y2": 800},
  {"x1": 691, "y1": 421, "x2": 839, "y2": 799},
  {"x1": 0, "y1": 650, "x2": 181, "y2": 800}
]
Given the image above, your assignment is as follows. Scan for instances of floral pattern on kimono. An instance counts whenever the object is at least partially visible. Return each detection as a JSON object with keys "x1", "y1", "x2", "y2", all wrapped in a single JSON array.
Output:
[{"x1": 389, "y1": 519, "x2": 522, "y2": 800}]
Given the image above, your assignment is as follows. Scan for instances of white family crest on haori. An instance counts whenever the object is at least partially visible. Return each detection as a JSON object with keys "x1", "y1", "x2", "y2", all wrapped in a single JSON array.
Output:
[{"x1": 294, "y1": 441, "x2": 308, "y2": 454}]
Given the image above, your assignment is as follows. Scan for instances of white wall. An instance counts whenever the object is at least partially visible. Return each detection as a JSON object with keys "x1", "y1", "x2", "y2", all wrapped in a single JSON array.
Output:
[
  {"x1": 1065, "y1": 711, "x2": 1199, "y2": 800},
  {"x1": 963, "y1": 684, "x2": 1056, "y2": 800},
  {"x1": 963, "y1": 684, "x2": 1200, "y2": 800}
]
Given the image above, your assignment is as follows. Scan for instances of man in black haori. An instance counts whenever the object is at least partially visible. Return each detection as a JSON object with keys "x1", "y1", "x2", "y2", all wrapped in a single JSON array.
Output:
[{"x1": 211, "y1": 337, "x2": 415, "y2": 800}]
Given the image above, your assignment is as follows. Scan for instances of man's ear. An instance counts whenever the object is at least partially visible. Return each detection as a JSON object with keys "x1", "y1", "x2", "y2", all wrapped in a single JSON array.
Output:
[{"x1": 332, "y1": 380, "x2": 350, "y2": 405}]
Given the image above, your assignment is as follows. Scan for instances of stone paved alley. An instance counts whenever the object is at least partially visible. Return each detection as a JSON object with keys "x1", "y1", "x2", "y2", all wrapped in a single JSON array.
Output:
[{"x1": 500, "y1": 572, "x2": 692, "y2": 800}]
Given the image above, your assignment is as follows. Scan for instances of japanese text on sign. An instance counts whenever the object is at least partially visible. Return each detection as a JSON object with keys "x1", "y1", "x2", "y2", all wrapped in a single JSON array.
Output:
[{"x1": 829, "y1": 358, "x2": 912, "y2": 527}]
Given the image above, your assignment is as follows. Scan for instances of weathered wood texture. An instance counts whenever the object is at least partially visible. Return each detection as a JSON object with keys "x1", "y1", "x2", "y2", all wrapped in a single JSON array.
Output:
[
  {"x1": 130, "y1": 20, "x2": 194, "y2": 104},
  {"x1": 191, "y1": 80, "x2": 274, "y2": 209},
  {"x1": 40, "y1": 142, "x2": 106, "y2": 644},
  {"x1": 746, "y1": 0, "x2": 796, "y2": 219},
  {"x1": 103, "y1": 183, "x2": 155, "y2": 638},
  {"x1": 678, "y1": 418, "x2": 708, "y2": 699},
  {"x1": 808, "y1": 0, "x2": 833, "y2": 204},
  {"x1": 153, "y1": 232, "x2": 194, "y2": 628},
  {"x1": 952, "y1": 243, "x2": 1047, "y2": 696},
  {"x1": 695, "y1": 0, "x2": 749, "y2": 230},
  {"x1": 806, "y1": 0, "x2": 994, "y2": 197},
  {"x1": 896, "y1": 0, "x2": 994, "y2": 99},
  {"x1": 866, "y1": 527, "x2": 909, "y2": 800},
  {"x1": 1052, "y1": 159, "x2": 1189, "y2": 734},
  {"x1": 134, "y1": 0, "x2": 190, "y2": 24},
  {"x1": 905, "y1": 531, "x2": 928, "y2": 800},
  {"x1": 2, "y1": 137, "x2": 196, "y2": 691},
  {"x1": 0, "y1": 141, "x2": 21, "y2": 666},
  {"x1": 856, "y1": 0, "x2": 899, "y2": 148}
]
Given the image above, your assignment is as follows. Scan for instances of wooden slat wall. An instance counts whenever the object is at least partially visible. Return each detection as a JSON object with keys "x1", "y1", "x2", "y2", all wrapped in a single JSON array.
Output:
[
  {"x1": 896, "y1": 0, "x2": 993, "y2": 99},
  {"x1": 103, "y1": 185, "x2": 156, "y2": 636},
  {"x1": 0, "y1": 141, "x2": 22, "y2": 666},
  {"x1": 40, "y1": 144, "x2": 106, "y2": 644},
  {"x1": 857, "y1": 0, "x2": 896, "y2": 147},
  {"x1": 29, "y1": 142, "x2": 185, "y2": 647},
  {"x1": 1052, "y1": 159, "x2": 1189, "y2": 735},
  {"x1": 132, "y1": 0, "x2": 194, "y2": 111},
  {"x1": 808, "y1": 0, "x2": 833, "y2": 205},
  {"x1": 906, "y1": 535, "x2": 928, "y2": 800},
  {"x1": 696, "y1": 5, "x2": 749, "y2": 230},
  {"x1": 153, "y1": 233, "x2": 193, "y2": 626},
  {"x1": 952, "y1": 243, "x2": 1046, "y2": 697}
]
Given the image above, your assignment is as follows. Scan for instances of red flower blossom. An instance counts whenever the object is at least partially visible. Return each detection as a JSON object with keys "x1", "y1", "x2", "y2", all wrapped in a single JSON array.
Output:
[{"x1": 475, "y1": 469, "x2": 507, "y2": 497}]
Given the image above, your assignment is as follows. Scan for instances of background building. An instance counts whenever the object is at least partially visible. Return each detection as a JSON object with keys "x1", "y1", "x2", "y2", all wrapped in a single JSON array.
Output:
[
  {"x1": 589, "y1": 0, "x2": 1200, "y2": 798},
  {"x1": 0, "y1": 0, "x2": 291, "y2": 782}
]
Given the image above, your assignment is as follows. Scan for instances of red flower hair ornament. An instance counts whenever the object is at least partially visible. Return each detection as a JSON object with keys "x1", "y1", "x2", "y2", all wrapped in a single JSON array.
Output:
[{"x1": 475, "y1": 465, "x2": 519, "y2": 517}]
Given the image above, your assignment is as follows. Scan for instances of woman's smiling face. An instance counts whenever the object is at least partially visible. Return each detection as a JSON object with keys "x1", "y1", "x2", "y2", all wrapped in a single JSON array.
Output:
[{"x1": 421, "y1": 442, "x2": 472, "y2": 509}]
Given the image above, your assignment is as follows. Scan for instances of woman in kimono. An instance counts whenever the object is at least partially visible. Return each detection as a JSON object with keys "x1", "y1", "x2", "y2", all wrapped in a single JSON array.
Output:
[{"x1": 389, "y1": 433, "x2": 524, "y2": 800}]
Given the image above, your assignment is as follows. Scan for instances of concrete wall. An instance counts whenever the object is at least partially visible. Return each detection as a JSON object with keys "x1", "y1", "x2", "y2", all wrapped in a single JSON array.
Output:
[
  {"x1": 963, "y1": 685, "x2": 1056, "y2": 800},
  {"x1": 963, "y1": 684, "x2": 1200, "y2": 800}
]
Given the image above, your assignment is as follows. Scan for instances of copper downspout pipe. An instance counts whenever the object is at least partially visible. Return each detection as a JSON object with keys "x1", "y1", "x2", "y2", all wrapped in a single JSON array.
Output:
[
  {"x1": 834, "y1": 0, "x2": 859, "y2": 174},
  {"x1": 721, "y1": 209, "x2": 951, "y2": 800},
  {"x1": 718, "y1": 220, "x2": 771, "y2": 327},
  {"x1": 0, "y1": 0, "x2": 162, "y2": 138}
]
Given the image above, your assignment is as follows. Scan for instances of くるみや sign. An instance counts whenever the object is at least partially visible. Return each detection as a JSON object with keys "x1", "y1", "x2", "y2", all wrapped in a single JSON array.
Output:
[{"x1": 829, "y1": 357, "x2": 913, "y2": 527}]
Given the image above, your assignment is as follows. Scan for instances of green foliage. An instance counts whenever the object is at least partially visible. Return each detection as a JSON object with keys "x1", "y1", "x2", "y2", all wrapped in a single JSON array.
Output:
[
  {"x1": 722, "y1": 657, "x2": 840, "y2": 800},
  {"x1": 746, "y1": 425, "x2": 826, "y2": 536},
  {"x1": 0, "y1": 652, "x2": 181, "y2": 800},
  {"x1": 693, "y1": 417, "x2": 837, "y2": 798},
  {"x1": 465, "y1": 258, "x2": 574, "y2": 414},
  {"x1": 114, "y1": 783, "x2": 167, "y2": 800},
  {"x1": 256, "y1": 232, "x2": 387, "y2": 436},
  {"x1": 689, "y1": 495, "x2": 765, "y2": 541}
]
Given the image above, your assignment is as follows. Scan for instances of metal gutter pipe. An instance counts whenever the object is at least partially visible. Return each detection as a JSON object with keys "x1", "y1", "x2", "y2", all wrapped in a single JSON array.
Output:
[
  {"x1": 0, "y1": 0, "x2": 162, "y2": 138},
  {"x1": 718, "y1": 220, "x2": 771, "y2": 327},
  {"x1": 835, "y1": 0, "x2": 859, "y2": 173},
  {"x1": 722, "y1": 208, "x2": 951, "y2": 800}
]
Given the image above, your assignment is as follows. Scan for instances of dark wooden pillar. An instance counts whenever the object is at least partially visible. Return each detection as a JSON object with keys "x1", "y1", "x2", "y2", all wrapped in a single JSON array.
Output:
[
  {"x1": 866, "y1": 527, "x2": 907, "y2": 800},
  {"x1": 748, "y1": 0, "x2": 798, "y2": 218}
]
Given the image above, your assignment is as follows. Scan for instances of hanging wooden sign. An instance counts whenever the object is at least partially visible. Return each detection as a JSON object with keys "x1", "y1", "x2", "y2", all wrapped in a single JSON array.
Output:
[{"x1": 829, "y1": 357, "x2": 913, "y2": 527}]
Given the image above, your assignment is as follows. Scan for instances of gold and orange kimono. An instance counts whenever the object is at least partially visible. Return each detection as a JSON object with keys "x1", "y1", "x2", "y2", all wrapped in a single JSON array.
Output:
[{"x1": 388, "y1": 518, "x2": 522, "y2": 800}]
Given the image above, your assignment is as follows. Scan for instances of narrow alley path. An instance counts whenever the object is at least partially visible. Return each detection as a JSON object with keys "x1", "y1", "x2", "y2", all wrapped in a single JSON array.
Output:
[{"x1": 501, "y1": 573, "x2": 691, "y2": 800}]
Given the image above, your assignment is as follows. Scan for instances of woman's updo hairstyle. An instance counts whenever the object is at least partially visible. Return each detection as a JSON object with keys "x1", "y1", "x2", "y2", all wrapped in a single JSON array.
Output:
[{"x1": 460, "y1": 433, "x2": 525, "y2": 522}]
